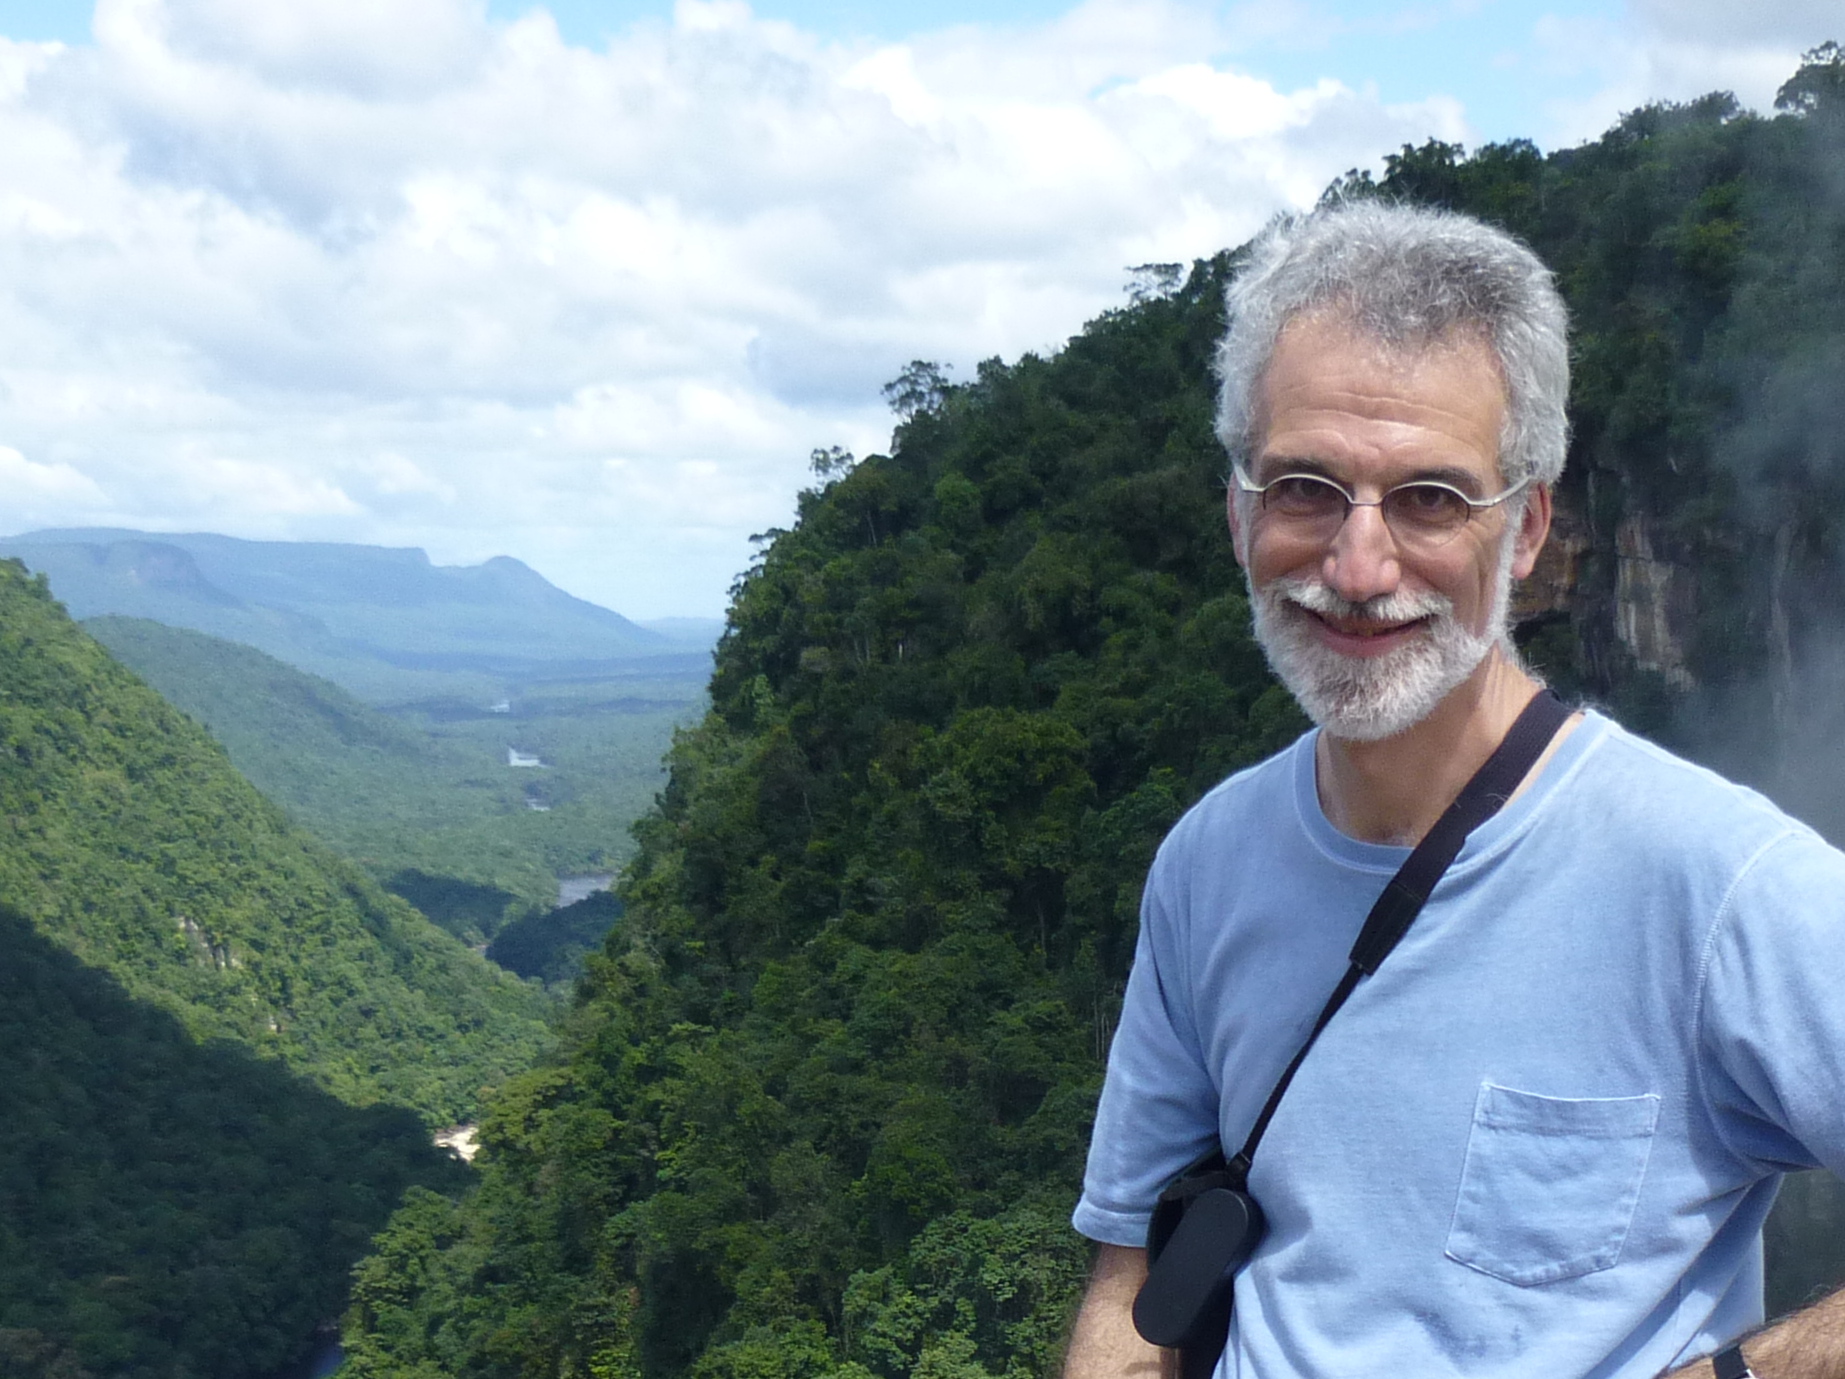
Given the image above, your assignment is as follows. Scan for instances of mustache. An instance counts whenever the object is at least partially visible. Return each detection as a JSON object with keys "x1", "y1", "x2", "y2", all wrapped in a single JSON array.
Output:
[{"x1": 1272, "y1": 578, "x2": 1453, "y2": 625}]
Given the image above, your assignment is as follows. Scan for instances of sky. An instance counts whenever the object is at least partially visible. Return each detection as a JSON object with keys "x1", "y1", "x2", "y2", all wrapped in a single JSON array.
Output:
[{"x1": 0, "y1": 0, "x2": 1831, "y2": 618}]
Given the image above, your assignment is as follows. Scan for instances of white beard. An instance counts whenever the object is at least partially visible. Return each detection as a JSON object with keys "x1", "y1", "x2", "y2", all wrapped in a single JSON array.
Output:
[{"x1": 1248, "y1": 537, "x2": 1518, "y2": 743}]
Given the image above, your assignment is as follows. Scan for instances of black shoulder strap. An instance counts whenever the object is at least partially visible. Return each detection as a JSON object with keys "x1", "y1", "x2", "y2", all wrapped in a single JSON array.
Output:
[{"x1": 1225, "y1": 689, "x2": 1573, "y2": 1184}]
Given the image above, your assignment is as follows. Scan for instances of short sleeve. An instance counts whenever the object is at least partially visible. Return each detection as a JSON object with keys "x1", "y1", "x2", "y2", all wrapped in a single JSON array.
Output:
[
  {"x1": 1072, "y1": 855, "x2": 1224, "y2": 1246},
  {"x1": 1697, "y1": 828, "x2": 1845, "y2": 1178}
]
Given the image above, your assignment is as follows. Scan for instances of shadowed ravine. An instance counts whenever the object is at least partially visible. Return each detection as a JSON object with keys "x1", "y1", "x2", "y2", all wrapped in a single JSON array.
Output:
[{"x1": 0, "y1": 906, "x2": 470, "y2": 1379}]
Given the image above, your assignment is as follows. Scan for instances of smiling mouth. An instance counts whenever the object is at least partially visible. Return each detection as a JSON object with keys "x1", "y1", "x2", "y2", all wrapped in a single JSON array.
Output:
[{"x1": 1300, "y1": 609, "x2": 1434, "y2": 645}]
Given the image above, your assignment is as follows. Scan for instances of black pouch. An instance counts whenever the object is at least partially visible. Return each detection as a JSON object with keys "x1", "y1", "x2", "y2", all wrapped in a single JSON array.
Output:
[{"x1": 1132, "y1": 1150, "x2": 1264, "y2": 1369}]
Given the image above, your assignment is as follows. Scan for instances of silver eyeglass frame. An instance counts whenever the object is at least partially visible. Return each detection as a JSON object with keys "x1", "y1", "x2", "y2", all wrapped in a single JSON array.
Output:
[{"x1": 1230, "y1": 465, "x2": 1533, "y2": 545}]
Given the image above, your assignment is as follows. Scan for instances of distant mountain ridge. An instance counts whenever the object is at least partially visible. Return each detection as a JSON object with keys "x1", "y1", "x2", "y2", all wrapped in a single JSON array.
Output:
[{"x1": 0, "y1": 528, "x2": 706, "y2": 702}]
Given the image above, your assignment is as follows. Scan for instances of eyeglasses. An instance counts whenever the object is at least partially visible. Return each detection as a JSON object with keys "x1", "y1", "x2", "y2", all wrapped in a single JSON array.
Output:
[{"x1": 1232, "y1": 467, "x2": 1531, "y2": 550}]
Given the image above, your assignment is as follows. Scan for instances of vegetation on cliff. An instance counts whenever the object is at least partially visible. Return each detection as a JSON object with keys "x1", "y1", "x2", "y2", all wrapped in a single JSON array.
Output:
[
  {"x1": 340, "y1": 46, "x2": 1845, "y2": 1379},
  {"x1": 0, "y1": 560, "x2": 555, "y2": 1121},
  {"x1": 0, "y1": 558, "x2": 585, "y2": 1375}
]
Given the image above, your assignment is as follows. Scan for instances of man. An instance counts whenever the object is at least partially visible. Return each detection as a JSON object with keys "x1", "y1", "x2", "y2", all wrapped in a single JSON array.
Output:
[{"x1": 1064, "y1": 201, "x2": 1845, "y2": 1378}]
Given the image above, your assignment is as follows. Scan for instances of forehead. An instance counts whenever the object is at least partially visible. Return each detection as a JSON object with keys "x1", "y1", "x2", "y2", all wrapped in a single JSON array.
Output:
[{"x1": 1254, "y1": 314, "x2": 1508, "y2": 481}]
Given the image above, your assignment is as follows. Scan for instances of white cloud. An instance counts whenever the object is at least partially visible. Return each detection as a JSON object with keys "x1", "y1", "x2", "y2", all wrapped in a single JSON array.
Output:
[
  {"x1": 0, "y1": 446, "x2": 108, "y2": 515},
  {"x1": 1533, "y1": 0, "x2": 1827, "y2": 146},
  {"x1": 1628, "y1": 0, "x2": 1839, "y2": 50},
  {"x1": 0, "y1": 0, "x2": 1467, "y2": 616}
]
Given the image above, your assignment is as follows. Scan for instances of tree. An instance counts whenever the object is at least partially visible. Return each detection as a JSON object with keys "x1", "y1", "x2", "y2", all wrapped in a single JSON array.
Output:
[
  {"x1": 1776, "y1": 41, "x2": 1845, "y2": 115},
  {"x1": 881, "y1": 362, "x2": 953, "y2": 421}
]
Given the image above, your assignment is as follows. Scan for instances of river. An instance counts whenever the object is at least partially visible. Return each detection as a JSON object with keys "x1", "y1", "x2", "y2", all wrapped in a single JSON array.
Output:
[{"x1": 557, "y1": 872, "x2": 614, "y2": 906}]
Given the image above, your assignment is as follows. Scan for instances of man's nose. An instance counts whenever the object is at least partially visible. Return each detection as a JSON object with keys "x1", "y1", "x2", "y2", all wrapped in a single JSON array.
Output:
[{"x1": 1320, "y1": 501, "x2": 1402, "y2": 603}]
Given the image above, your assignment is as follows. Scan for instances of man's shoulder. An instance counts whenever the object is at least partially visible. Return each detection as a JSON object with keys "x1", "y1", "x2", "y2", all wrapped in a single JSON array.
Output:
[
  {"x1": 1558, "y1": 710, "x2": 1825, "y2": 865},
  {"x1": 1146, "y1": 711, "x2": 1832, "y2": 878},
  {"x1": 1156, "y1": 732, "x2": 1311, "y2": 863},
  {"x1": 1572, "y1": 713, "x2": 1793, "y2": 824}
]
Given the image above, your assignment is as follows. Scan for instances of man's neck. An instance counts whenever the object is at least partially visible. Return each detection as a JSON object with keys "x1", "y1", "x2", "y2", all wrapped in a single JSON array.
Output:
[{"x1": 1314, "y1": 649, "x2": 1557, "y2": 846}]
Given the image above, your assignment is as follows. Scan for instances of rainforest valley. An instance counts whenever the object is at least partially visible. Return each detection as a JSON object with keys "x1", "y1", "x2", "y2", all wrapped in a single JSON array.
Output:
[
  {"x1": 330, "y1": 46, "x2": 1845, "y2": 1379},
  {"x1": 4, "y1": 43, "x2": 1844, "y2": 1379}
]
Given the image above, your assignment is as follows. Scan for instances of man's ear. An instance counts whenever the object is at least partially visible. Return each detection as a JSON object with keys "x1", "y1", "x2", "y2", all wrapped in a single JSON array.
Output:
[
  {"x1": 1227, "y1": 487, "x2": 1249, "y2": 569},
  {"x1": 1511, "y1": 482, "x2": 1553, "y2": 580}
]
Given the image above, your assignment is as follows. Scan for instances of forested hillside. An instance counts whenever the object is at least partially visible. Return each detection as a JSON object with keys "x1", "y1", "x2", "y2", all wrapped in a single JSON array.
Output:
[
  {"x1": 0, "y1": 562, "x2": 578, "y2": 1376},
  {"x1": 485, "y1": 889, "x2": 624, "y2": 987},
  {"x1": 343, "y1": 49, "x2": 1845, "y2": 1379},
  {"x1": 85, "y1": 617, "x2": 683, "y2": 915},
  {"x1": 0, "y1": 563, "x2": 552, "y2": 1122}
]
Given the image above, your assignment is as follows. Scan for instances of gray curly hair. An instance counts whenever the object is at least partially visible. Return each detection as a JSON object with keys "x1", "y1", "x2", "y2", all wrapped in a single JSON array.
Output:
[{"x1": 1215, "y1": 200, "x2": 1571, "y2": 489}]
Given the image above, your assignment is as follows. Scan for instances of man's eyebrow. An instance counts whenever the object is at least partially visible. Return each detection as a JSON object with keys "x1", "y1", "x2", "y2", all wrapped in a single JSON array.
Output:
[
  {"x1": 1405, "y1": 464, "x2": 1488, "y2": 491},
  {"x1": 1251, "y1": 454, "x2": 1339, "y2": 481},
  {"x1": 1253, "y1": 455, "x2": 1489, "y2": 492}
]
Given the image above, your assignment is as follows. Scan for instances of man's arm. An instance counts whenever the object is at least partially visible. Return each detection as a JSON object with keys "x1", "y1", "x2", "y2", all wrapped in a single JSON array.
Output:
[
  {"x1": 1063, "y1": 1244, "x2": 1171, "y2": 1379},
  {"x1": 1672, "y1": 1289, "x2": 1845, "y2": 1379}
]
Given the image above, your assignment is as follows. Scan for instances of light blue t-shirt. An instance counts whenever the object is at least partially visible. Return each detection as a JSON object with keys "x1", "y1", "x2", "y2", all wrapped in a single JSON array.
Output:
[{"x1": 1074, "y1": 711, "x2": 1845, "y2": 1377}]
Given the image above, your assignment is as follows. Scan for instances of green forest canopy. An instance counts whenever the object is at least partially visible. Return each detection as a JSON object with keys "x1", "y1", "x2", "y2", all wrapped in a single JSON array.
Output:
[
  {"x1": 0, "y1": 903, "x2": 472, "y2": 1379},
  {"x1": 0, "y1": 539, "x2": 703, "y2": 1379},
  {"x1": 0, "y1": 560, "x2": 585, "y2": 1378},
  {"x1": 0, "y1": 562, "x2": 552, "y2": 1124},
  {"x1": 85, "y1": 616, "x2": 695, "y2": 918},
  {"x1": 339, "y1": 48, "x2": 1845, "y2": 1379}
]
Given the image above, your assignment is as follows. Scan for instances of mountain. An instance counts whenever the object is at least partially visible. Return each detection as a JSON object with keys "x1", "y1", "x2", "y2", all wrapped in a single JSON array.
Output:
[
  {"x1": 81, "y1": 613, "x2": 453, "y2": 811},
  {"x1": 0, "y1": 530, "x2": 706, "y2": 704},
  {"x1": 0, "y1": 903, "x2": 470, "y2": 1379},
  {"x1": 342, "y1": 50, "x2": 1845, "y2": 1379}
]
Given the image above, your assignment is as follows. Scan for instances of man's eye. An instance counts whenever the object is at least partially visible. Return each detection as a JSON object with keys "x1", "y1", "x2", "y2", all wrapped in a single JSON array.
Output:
[
  {"x1": 1265, "y1": 476, "x2": 1344, "y2": 513},
  {"x1": 1387, "y1": 484, "x2": 1470, "y2": 526}
]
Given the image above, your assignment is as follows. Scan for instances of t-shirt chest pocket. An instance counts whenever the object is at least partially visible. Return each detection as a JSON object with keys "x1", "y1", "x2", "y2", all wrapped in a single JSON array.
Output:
[{"x1": 1444, "y1": 1082, "x2": 1661, "y2": 1287}]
